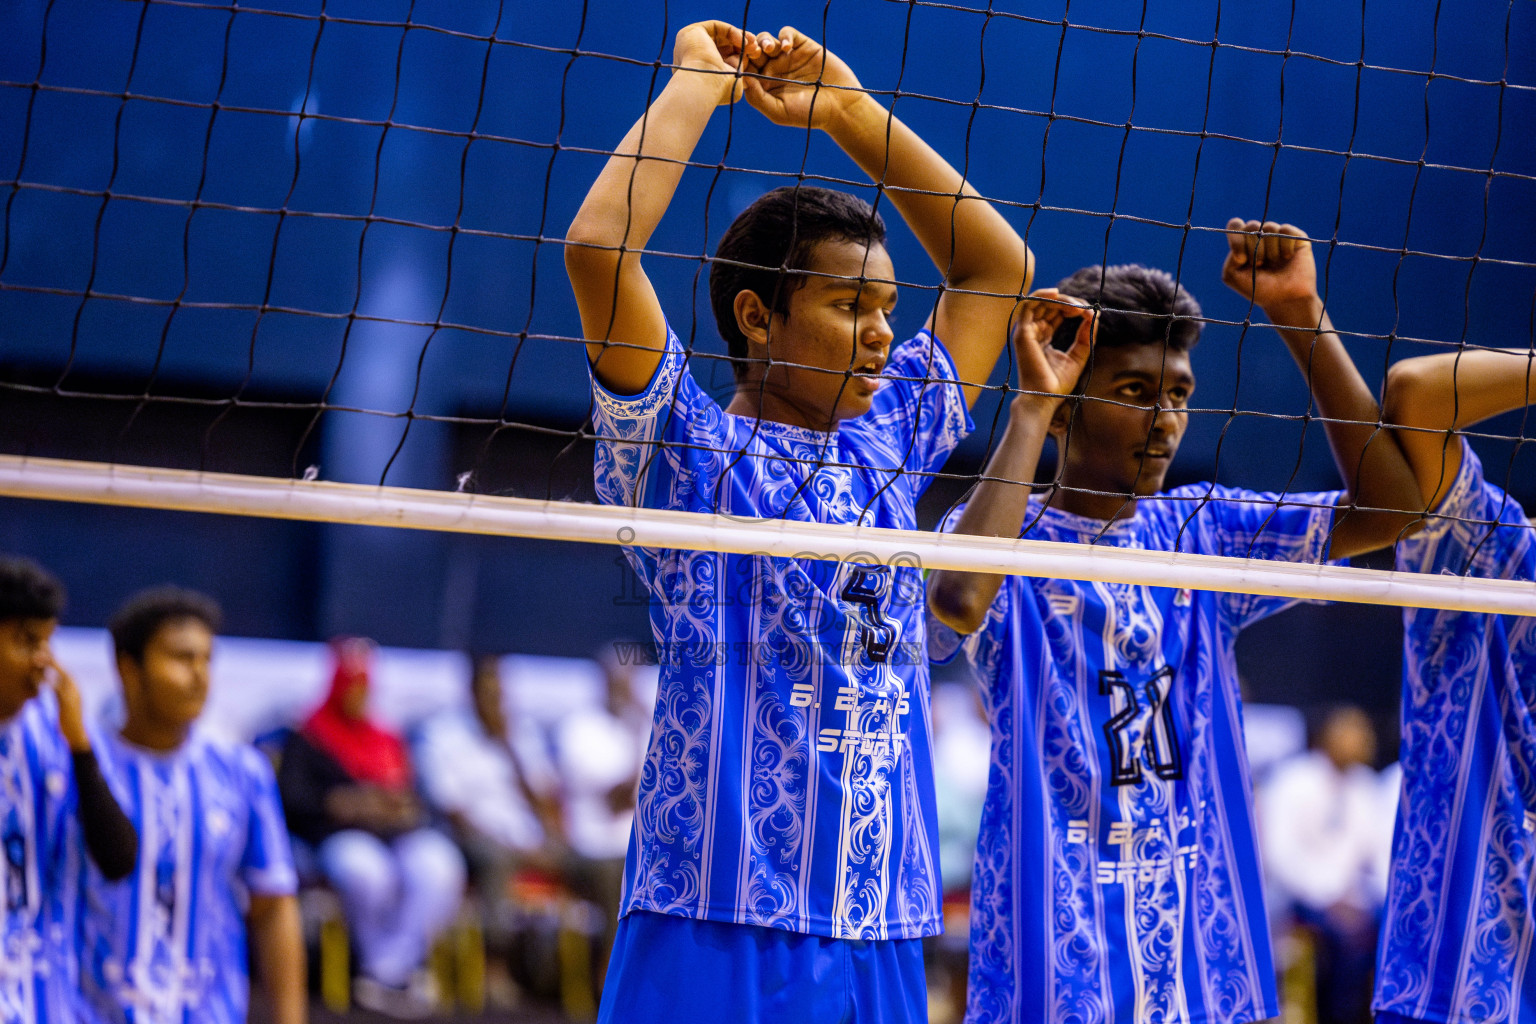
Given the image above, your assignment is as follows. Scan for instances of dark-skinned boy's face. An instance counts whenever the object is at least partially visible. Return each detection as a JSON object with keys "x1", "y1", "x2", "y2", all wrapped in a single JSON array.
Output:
[
  {"x1": 121, "y1": 617, "x2": 213, "y2": 733},
  {"x1": 1056, "y1": 343, "x2": 1195, "y2": 504},
  {"x1": 754, "y1": 238, "x2": 898, "y2": 427},
  {"x1": 0, "y1": 618, "x2": 56, "y2": 719}
]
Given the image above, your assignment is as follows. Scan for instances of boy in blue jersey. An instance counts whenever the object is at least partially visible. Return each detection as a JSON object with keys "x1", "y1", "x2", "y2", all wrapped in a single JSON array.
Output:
[
  {"x1": 0, "y1": 557, "x2": 137, "y2": 1024},
  {"x1": 1375, "y1": 348, "x2": 1536, "y2": 1024},
  {"x1": 563, "y1": 21, "x2": 1032, "y2": 1023},
  {"x1": 77, "y1": 589, "x2": 303, "y2": 1024},
  {"x1": 926, "y1": 221, "x2": 1422, "y2": 1024}
]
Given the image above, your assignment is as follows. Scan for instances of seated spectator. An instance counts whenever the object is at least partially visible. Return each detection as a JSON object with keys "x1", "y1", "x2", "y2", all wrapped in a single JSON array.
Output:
[
  {"x1": 277, "y1": 638, "x2": 465, "y2": 1018},
  {"x1": 415, "y1": 655, "x2": 556, "y2": 904},
  {"x1": 78, "y1": 587, "x2": 303, "y2": 1024},
  {"x1": 1260, "y1": 705, "x2": 1395, "y2": 1024},
  {"x1": 557, "y1": 652, "x2": 643, "y2": 870},
  {"x1": 550, "y1": 650, "x2": 647, "y2": 984}
]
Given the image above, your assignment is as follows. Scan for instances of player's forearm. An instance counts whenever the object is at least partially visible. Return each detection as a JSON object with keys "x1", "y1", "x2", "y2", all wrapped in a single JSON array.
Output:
[
  {"x1": 1384, "y1": 349, "x2": 1536, "y2": 432},
  {"x1": 928, "y1": 400, "x2": 1054, "y2": 634},
  {"x1": 1383, "y1": 348, "x2": 1535, "y2": 509},
  {"x1": 250, "y1": 895, "x2": 307, "y2": 1024},
  {"x1": 565, "y1": 73, "x2": 724, "y2": 271},
  {"x1": 73, "y1": 751, "x2": 139, "y2": 881},
  {"x1": 824, "y1": 94, "x2": 1030, "y2": 298},
  {"x1": 1263, "y1": 301, "x2": 1369, "y2": 421},
  {"x1": 1269, "y1": 304, "x2": 1377, "y2": 486},
  {"x1": 1266, "y1": 300, "x2": 1423, "y2": 550},
  {"x1": 953, "y1": 400, "x2": 1055, "y2": 537}
]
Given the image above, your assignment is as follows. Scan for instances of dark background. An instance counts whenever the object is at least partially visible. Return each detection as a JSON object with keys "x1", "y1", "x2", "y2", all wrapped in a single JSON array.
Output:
[{"x1": 2, "y1": 0, "x2": 1533, "y2": 744}]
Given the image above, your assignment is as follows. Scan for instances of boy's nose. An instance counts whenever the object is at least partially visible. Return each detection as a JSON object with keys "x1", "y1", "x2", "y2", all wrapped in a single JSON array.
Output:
[
  {"x1": 1150, "y1": 405, "x2": 1183, "y2": 437},
  {"x1": 865, "y1": 312, "x2": 894, "y2": 346}
]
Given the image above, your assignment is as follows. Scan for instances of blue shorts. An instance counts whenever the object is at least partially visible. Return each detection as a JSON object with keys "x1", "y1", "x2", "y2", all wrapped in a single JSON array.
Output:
[
  {"x1": 1376, "y1": 1014, "x2": 1433, "y2": 1024},
  {"x1": 596, "y1": 910, "x2": 927, "y2": 1024}
]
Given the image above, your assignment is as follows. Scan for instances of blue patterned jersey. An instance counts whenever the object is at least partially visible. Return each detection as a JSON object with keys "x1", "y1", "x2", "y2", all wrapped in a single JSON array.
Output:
[
  {"x1": 0, "y1": 691, "x2": 79, "y2": 1024},
  {"x1": 77, "y1": 729, "x2": 298, "y2": 1024},
  {"x1": 1376, "y1": 442, "x2": 1536, "y2": 1024},
  {"x1": 931, "y1": 486, "x2": 1343, "y2": 1024},
  {"x1": 590, "y1": 325, "x2": 972, "y2": 939}
]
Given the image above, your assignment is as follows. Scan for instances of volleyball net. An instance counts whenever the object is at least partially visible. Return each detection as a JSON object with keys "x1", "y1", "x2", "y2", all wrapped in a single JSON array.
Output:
[{"x1": 1, "y1": 0, "x2": 1533, "y2": 617}]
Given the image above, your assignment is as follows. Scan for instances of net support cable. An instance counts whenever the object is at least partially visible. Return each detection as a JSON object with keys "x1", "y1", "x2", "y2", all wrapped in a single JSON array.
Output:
[{"x1": 0, "y1": 455, "x2": 1529, "y2": 619}]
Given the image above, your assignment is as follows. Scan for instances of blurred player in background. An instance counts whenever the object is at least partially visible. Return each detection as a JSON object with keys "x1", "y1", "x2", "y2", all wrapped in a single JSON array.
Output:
[
  {"x1": 0, "y1": 556, "x2": 136, "y2": 1024},
  {"x1": 77, "y1": 587, "x2": 302, "y2": 1024},
  {"x1": 926, "y1": 222, "x2": 1422, "y2": 1023},
  {"x1": 564, "y1": 19, "x2": 1031, "y2": 1023},
  {"x1": 1375, "y1": 348, "x2": 1536, "y2": 1024}
]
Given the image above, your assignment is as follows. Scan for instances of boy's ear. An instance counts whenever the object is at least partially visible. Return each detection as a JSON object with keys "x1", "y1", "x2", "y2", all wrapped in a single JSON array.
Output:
[
  {"x1": 1048, "y1": 397, "x2": 1075, "y2": 439},
  {"x1": 115, "y1": 652, "x2": 141, "y2": 697},
  {"x1": 733, "y1": 290, "x2": 773, "y2": 346}
]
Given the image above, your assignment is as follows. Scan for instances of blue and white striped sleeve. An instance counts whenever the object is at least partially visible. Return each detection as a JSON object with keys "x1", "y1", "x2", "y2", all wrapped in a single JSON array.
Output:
[
  {"x1": 238, "y1": 745, "x2": 299, "y2": 897},
  {"x1": 589, "y1": 324, "x2": 732, "y2": 513},
  {"x1": 874, "y1": 330, "x2": 974, "y2": 482}
]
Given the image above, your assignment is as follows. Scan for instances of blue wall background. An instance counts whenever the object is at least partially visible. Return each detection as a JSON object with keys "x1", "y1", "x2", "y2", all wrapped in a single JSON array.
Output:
[{"x1": 1, "y1": 0, "x2": 1532, "y2": 712}]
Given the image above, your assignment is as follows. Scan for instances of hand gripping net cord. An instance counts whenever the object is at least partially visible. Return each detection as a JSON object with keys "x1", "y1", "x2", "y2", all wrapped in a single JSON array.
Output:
[{"x1": 0, "y1": 2, "x2": 1532, "y2": 618}]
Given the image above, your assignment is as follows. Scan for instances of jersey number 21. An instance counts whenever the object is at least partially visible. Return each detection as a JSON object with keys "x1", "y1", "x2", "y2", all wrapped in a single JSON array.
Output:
[{"x1": 1100, "y1": 666, "x2": 1183, "y2": 786}]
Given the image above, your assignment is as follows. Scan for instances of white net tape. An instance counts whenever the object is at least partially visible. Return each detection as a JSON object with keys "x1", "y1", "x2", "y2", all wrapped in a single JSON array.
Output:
[{"x1": 3, "y1": 455, "x2": 1529, "y2": 619}]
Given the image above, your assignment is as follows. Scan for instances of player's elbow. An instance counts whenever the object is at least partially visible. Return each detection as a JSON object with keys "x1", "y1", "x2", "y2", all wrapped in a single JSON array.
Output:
[
  {"x1": 1328, "y1": 512, "x2": 1424, "y2": 562},
  {"x1": 948, "y1": 235, "x2": 1034, "y2": 297},
  {"x1": 563, "y1": 220, "x2": 620, "y2": 281},
  {"x1": 1016, "y1": 240, "x2": 1037, "y2": 291},
  {"x1": 1383, "y1": 357, "x2": 1441, "y2": 430},
  {"x1": 94, "y1": 842, "x2": 138, "y2": 883},
  {"x1": 927, "y1": 575, "x2": 988, "y2": 636},
  {"x1": 564, "y1": 228, "x2": 628, "y2": 327},
  {"x1": 566, "y1": 191, "x2": 639, "y2": 267},
  {"x1": 248, "y1": 892, "x2": 299, "y2": 930}
]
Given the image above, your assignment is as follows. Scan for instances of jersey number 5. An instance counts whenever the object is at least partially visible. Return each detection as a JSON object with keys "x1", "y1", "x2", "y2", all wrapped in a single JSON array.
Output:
[{"x1": 1099, "y1": 667, "x2": 1183, "y2": 786}]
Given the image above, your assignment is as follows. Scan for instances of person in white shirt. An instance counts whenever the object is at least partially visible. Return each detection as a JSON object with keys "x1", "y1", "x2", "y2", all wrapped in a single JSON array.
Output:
[
  {"x1": 554, "y1": 654, "x2": 642, "y2": 867},
  {"x1": 549, "y1": 652, "x2": 649, "y2": 985},
  {"x1": 414, "y1": 656, "x2": 563, "y2": 1006},
  {"x1": 930, "y1": 682, "x2": 990, "y2": 896},
  {"x1": 416, "y1": 657, "x2": 552, "y2": 873},
  {"x1": 1260, "y1": 705, "x2": 1395, "y2": 1024}
]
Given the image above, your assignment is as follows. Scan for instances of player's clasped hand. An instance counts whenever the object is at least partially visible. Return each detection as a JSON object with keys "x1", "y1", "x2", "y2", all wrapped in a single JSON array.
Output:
[
  {"x1": 739, "y1": 27, "x2": 864, "y2": 130},
  {"x1": 672, "y1": 21, "x2": 864, "y2": 131},
  {"x1": 1010, "y1": 288, "x2": 1097, "y2": 413},
  {"x1": 673, "y1": 22, "x2": 790, "y2": 106},
  {"x1": 672, "y1": 21, "x2": 764, "y2": 104},
  {"x1": 1221, "y1": 217, "x2": 1321, "y2": 326}
]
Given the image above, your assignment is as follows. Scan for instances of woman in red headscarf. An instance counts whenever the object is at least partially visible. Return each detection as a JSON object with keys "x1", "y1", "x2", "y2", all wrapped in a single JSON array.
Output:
[{"x1": 278, "y1": 639, "x2": 466, "y2": 1016}]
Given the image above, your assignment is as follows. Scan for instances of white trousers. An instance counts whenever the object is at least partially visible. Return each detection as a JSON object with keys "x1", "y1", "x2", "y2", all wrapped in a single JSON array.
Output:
[{"x1": 318, "y1": 828, "x2": 467, "y2": 986}]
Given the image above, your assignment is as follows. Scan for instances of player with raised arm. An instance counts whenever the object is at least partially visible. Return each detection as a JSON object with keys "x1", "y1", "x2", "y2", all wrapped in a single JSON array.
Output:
[
  {"x1": 925, "y1": 221, "x2": 1422, "y2": 1024},
  {"x1": 0, "y1": 556, "x2": 138, "y2": 1024},
  {"x1": 76, "y1": 588, "x2": 304, "y2": 1024},
  {"x1": 563, "y1": 21, "x2": 1031, "y2": 1023},
  {"x1": 1375, "y1": 348, "x2": 1536, "y2": 1024}
]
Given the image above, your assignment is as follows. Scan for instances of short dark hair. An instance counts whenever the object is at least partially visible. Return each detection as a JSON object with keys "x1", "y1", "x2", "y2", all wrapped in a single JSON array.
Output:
[
  {"x1": 109, "y1": 587, "x2": 222, "y2": 663},
  {"x1": 710, "y1": 186, "x2": 887, "y2": 379},
  {"x1": 1056, "y1": 264, "x2": 1203, "y2": 353},
  {"x1": 0, "y1": 557, "x2": 65, "y2": 623}
]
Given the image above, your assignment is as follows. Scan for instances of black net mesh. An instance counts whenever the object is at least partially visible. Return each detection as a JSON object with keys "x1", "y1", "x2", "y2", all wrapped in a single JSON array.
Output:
[{"x1": 1, "y1": 0, "x2": 1532, "y2": 538}]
